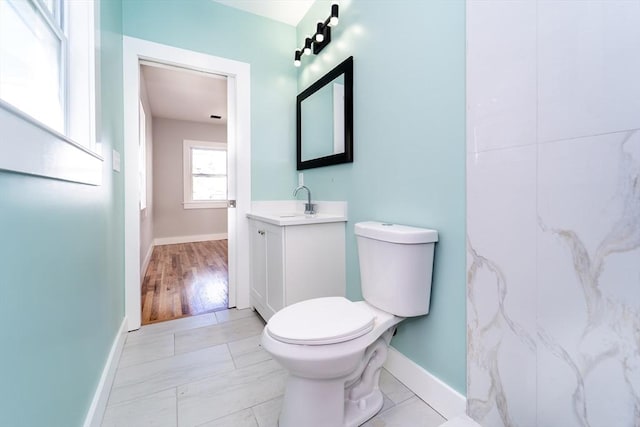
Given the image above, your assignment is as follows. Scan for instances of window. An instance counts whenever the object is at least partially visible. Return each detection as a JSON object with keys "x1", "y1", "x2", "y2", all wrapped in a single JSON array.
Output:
[
  {"x1": 183, "y1": 140, "x2": 228, "y2": 209},
  {"x1": 0, "y1": 0, "x2": 65, "y2": 132},
  {"x1": 0, "y1": 0, "x2": 99, "y2": 185}
]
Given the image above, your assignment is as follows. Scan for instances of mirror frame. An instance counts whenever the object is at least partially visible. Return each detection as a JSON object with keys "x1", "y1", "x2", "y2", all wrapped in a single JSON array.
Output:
[{"x1": 297, "y1": 56, "x2": 353, "y2": 170}]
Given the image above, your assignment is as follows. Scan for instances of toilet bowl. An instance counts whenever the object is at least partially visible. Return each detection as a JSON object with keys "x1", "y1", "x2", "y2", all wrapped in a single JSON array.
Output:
[{"x1": 260, "y1": 221, "x2": 438, "y2": 427}]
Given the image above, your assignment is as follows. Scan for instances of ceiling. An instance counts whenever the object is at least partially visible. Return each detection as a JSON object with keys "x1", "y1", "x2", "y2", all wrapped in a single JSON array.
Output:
[
  {"x1": 140, "y1": 64, "x2": 228, "y2": 125},
  {"x1": 212, "y1": 0, "x2": 314, "y2": 26}
]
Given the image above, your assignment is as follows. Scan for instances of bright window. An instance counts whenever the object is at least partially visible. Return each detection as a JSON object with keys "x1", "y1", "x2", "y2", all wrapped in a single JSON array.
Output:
[
  {"x1": 0, "y1": 0, "x2": 96, "y2": 150},
  {"x1": 183, "y1": 140, "x2": 228, "y2": 209},
  {"x1": 0, "y1": 0, "x2": 65, "y2": 133}
]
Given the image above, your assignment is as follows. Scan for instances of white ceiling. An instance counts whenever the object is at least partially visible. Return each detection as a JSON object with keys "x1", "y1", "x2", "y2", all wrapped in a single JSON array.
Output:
[
  {"x1": 212, "y1": 0, "x2": 314, "y2": 26},
  {"x1": 140, "y1": 64, "x2": 228, "y2": 125}
]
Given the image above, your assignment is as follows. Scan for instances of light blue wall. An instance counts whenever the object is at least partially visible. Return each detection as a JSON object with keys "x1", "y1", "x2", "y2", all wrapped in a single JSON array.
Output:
[
  {"x1": 0, "y1": 1, "x2": 125, "y2": 425},
  {"x1": 297, "y1": 0, "x2": 466, "y2": 393},
  {"x1": 122, "y1": 0, "x2": 299, "y2": 200}
]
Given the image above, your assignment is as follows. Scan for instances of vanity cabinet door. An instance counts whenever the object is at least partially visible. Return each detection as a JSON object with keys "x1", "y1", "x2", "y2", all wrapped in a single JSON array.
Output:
[
  {"x1": 249, "y1": 219, "x2": 285, "y2": 321},
  {"x1": 264, "y1": 224, "x2": 285, "y2": 315}
]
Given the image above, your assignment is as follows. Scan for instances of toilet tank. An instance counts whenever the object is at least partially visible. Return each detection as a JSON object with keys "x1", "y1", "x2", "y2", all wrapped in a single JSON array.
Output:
[{"x1": 355, "y1": 222, "x2": 438, "y2": 317}]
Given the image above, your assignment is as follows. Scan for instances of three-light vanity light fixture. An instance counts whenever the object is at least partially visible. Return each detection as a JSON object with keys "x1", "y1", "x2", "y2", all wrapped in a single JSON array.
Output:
[{"x1": 294, "y1": 2, "x2": 339, "y2": 67}]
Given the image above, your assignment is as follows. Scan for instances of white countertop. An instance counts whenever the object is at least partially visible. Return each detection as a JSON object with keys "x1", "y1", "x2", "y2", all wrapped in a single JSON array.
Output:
[{"x1": 246, "y1": 211, "x2": 347, "y2": 226}]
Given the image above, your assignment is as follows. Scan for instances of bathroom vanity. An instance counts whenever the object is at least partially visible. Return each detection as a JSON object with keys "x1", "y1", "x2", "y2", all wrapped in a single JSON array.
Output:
[{"x1": 247, "y1": 207, "x2": 346, "y2": 322}]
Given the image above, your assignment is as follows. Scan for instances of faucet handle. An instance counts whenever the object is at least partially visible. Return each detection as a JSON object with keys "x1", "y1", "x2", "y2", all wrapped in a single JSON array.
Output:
[{"x1": 304, "y1": 203, "x2": 317, "y2": 215}]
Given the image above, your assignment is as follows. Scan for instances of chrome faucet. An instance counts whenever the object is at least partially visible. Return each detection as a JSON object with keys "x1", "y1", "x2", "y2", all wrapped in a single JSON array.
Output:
[{"x1": 293, "y1": 185, "x2": 316, "y2": 215}]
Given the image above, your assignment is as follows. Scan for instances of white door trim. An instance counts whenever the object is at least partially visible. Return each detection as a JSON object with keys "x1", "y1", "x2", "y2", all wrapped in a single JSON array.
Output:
[{"x1": 122, "y1": 36, "x2": 251, "y2": 331}]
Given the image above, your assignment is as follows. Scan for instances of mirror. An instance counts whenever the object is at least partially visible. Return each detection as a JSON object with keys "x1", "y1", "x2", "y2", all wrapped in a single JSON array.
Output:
[{"x1": 297, "y1": 56, "x2": 353, "y2": 170}]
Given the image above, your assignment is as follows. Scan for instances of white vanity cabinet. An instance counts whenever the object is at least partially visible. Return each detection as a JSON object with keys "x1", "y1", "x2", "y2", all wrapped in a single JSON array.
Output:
[{"x1": 248, "y1": 218, "x2": 346, "y2": 322}]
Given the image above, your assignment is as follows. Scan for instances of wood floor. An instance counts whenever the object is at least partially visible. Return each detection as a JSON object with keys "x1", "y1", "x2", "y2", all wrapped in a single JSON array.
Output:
[{"x1": 141, "y1": 240, "x2": 228, "y2": 325}]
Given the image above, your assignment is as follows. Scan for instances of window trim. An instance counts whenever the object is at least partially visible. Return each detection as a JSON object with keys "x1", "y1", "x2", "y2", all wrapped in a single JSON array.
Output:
[
  {"x1": 183, "y1": 139, "x2": 228, "y2": 210},
  {"x1": 0, "y1": 0, "x2": 101, "y2": 185}
]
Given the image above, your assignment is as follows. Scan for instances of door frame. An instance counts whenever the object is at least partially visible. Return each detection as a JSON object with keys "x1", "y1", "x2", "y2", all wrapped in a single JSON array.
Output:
[{"x1": 123, "y1": 36, "x2": 251, "y2": 331}]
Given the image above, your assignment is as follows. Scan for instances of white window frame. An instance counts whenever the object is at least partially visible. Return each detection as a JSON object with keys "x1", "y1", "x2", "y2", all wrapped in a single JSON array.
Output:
[
  {"x1": 183, "y1": 139, "x2": 228, "y2": 209},
  {"x1": 0, "y1": 0, "x2": 102, "y2": 185}
]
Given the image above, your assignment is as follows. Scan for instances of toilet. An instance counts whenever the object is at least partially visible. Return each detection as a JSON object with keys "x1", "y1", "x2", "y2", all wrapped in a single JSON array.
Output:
[{"x1": 261, "y1": 221, "x2": 438, "y2": 427}]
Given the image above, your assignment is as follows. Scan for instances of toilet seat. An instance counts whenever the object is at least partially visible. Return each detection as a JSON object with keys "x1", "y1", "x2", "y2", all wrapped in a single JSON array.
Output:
[{"x1": 267, "y1": 297, "x2": 375, "y2": 345}]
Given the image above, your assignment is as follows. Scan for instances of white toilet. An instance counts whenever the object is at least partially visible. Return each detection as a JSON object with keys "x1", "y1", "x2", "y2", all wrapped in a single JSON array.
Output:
[{"x1": 261, "y1": 221, "x2": 438, "y2": 427}]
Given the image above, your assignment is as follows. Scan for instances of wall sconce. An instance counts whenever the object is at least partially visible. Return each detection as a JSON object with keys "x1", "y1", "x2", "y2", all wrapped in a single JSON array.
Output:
[{"x1": 294, "y1": 2, "x2": 339, "y2": 67}]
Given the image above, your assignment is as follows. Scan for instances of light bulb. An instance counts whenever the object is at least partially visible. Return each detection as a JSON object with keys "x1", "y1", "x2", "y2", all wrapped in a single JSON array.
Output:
[{"x1": 315, "y1": 23, "x2": 324, "y2": 43}]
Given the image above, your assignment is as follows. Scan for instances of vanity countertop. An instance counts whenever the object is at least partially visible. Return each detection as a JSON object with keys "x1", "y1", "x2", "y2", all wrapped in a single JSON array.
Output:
[{"x1": 246, "y1": 211, "x2": 347, "y2": 226}]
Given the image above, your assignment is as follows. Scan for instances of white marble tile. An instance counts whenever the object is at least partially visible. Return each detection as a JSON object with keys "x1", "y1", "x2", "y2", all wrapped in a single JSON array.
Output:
[
  {"x1": 251, "y1": 397, "x2": 282, "y2": 427},
  {"x1": 537, "y1": 130, "x2": 640, "y2": 426},
  {"x1": 177, "y1": 359, "x2": 286, "y2": 427},
  {"x1": 466, "y1": 146, "x2": 537, "y2": 426},
  {"x1": 109, "y1": 344, "x2": 234, "y2": 405},
  {"x1": 127, "y1": 313, "x2": 218, "y2": 344},
  {"x1": 467, "y1": 0, "x2": 537, "y2": 153},
  {"x1": 215, "y1": 308, "x2": 259, "y2": 324},
  {"x1": 538, "y1": 0, "x2": 640, "y2": 142},
  {"x1": 196, "y1": 408, "x2": 257, "y2": 427},
  {"x1": 175, "y1": 315, "x2": 266, "y2": 355},
  {"x1": 119, "y1": 333, "x2": 174, "y2": 368},
  {"x1": 363, "y1": 397, "x2": 445, "y2": 427},
  {"x1": 102, "y1": 388, "x2": 177, "y2": 427},
  {"x1": 228, "y1": 334, "x2": 271, "y2": 369},
  {"x1": 378, "y1": 369, "x2": 413, "y2": 405}
]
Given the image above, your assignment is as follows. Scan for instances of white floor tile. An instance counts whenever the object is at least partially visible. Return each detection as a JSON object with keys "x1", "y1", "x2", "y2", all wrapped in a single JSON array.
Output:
[
  {"x1": 119, "y1": 333, "x2": 174, "y2": 368},
  {"x1": 364, "y1": 397, "x2": 445, "y2": 427},
  {"x1": 215, "y1": 308, "x2": 259, "y2": 324},
  {"x1": 196, "y1": 408, "x2": 258, "y2": 427},
  {"x1": 102, "y1": 388, "x2": 177, "y2": 427},
  {"x1": 228, "y1": 334, "x2": 271, "y2": 368},
  {"x1": 101, "y1": 311, "x2": 443, "y2": 427},
  {"x1": 109, "y1": 344, "x2": 234, "y2": 405},
  {"x1": 379, "y1": 369, "x2": 414, "y2": 405},
  {"x1": 128, "y1": 313, "x2": 218, "y2": 343},
  {"x1": 251, "y1": 397, "x2": 282, "y2": 427},
  {"x1": 174, "y1": 315, "x2": 265, "y2": 355},
  {"x1": 177, "y1": 359, "x2": 286, "y2": 427}
]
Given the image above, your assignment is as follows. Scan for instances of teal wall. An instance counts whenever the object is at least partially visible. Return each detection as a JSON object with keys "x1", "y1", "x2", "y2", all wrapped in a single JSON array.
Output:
[
  {"x1": 297, "y1": 0, "x2": 466, "y2": 393},
  {"x1": 122, "y1": 0, "x2": 299, "y2": 200},
  {"x1": 0, "y1": 1, "x2": 125, "y2": 425}
]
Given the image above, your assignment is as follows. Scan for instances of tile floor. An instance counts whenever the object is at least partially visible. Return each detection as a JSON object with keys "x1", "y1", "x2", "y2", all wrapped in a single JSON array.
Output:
[{"x1": 102, "y1": 308, "x2": 447, "y2": 427}]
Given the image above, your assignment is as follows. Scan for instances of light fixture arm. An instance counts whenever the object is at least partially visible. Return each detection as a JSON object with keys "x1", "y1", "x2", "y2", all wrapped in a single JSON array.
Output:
[{"x1": 292, "y1": 3, "x2": 339, "y2": 67}]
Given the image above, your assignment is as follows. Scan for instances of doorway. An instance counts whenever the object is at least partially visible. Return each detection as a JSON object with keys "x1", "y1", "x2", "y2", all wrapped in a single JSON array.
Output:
[
  {"x1": 123, "y1": 36, "x2": 252, "y2": 331},
  {"x1": 138, "y1": 61, "x2": 231, "y2": 324}
]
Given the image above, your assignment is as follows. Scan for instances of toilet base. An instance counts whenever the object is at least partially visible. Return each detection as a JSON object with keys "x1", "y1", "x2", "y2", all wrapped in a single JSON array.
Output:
[
  {"x1": 277, "y1": 375, "x2": 385, "y2": 427},
  {"x1": 344, "y1": 389, "x2": 384, "y2": 427},
  {"x1": 277, "y1": 330, "x2": 394, "y2": 427}
]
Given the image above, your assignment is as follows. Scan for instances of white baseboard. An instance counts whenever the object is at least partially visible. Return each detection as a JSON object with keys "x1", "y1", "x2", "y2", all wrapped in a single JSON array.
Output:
[
  {"x1": 83, "y1": 317, "x2": 128, "y2": 427},
  {"x1": 154, "y1": 232, "x2": 228, "y2": 246},
  {"x1": 141, "y1": 243, "x2": 154, "y2": 281},
  {"x1": 384, "y1": 347, "x2": 466, "y2": 420}
]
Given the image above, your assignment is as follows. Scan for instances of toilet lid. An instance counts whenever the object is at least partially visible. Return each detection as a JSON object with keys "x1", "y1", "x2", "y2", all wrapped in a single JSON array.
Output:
[{"x1": 267, "y1": 297, "x2": 375, "y2": 345}]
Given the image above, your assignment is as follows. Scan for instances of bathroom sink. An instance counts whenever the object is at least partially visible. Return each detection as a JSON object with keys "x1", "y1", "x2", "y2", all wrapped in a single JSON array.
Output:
[
  {"x1": 278, "y1": 213, "x2": 305, "y2": 218},
  {"x1": 247, "y1": 211, "x2": 346, "y2": 226}
]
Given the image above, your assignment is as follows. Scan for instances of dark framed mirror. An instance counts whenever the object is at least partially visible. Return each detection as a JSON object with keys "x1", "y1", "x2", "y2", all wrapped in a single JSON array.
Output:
[{"x1": 297, "y1": 56, "x2": 353, "y2": 170}]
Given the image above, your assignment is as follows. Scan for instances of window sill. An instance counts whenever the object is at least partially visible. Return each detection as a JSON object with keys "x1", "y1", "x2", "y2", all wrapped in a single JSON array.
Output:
[
  {"x1": 184, "y1": 201, "x2": 228, "y2": 209},
  {"x1": 0, "y1": 100, "x2": 103, "y2": 185}
]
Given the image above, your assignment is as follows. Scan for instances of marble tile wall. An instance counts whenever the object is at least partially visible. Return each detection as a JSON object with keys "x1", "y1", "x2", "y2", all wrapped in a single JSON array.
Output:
[{"x1": 466, "y1": 1, "x2": 640, "y2": 426}]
